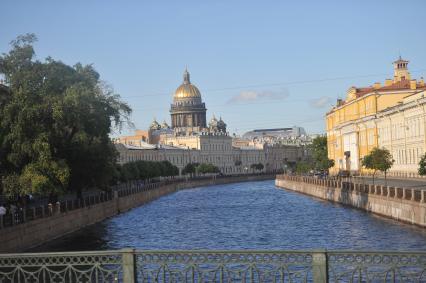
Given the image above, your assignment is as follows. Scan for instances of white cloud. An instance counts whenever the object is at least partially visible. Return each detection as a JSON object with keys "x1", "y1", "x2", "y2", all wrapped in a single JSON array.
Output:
[
  {"x1": 227, "y1": 89, "x2": 289, "y2": 104},
  {"x1": 310, "y1": 96, "x2": 332, "y2": 108}
]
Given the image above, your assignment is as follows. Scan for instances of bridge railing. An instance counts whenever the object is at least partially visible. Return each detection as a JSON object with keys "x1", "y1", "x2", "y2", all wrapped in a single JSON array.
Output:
[
  {"x1": 0, "y1": 249, "x2": 426, "y2": 283},
  {"x1": 276, "y1": 174, "x2": 426, "y2": 204},
  {"x1": 0, "y1": 249, "x2": 425, "y2": 282}
]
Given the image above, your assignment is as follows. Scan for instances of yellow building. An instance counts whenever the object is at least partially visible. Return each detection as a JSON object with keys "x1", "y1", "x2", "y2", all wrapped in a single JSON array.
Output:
[
  {"x1": 113, "y1": 130, "x2": 149, "y2": 146},
  {"x1": 326, "y1": 57, "x2": 426, "y2": 175}
]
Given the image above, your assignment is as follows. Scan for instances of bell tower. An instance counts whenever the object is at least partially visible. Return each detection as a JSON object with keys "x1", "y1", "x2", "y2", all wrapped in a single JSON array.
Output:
[{"x1": 393, "y1": 56, "x2": 410, "y2": 82}]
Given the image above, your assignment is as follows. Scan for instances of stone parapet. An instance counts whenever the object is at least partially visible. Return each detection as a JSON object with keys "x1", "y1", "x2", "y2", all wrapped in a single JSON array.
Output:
[{"x1": 275, "y1": 175, "x2": 426, "y2": 228}]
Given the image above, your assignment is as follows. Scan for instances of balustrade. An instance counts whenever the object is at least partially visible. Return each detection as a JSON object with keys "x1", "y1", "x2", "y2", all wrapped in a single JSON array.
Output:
[
  {"x1": 1, "y1": 249, "x2": 425, "y2": 283},
  {"x1": 277, "y1": 174, "x2": 426, "y2": 204}
]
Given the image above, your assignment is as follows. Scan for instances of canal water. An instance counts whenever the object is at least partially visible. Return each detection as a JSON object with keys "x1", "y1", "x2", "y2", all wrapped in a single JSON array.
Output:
[{"x1": 35, "y1": 180, "x2": 426, "y2": 251}]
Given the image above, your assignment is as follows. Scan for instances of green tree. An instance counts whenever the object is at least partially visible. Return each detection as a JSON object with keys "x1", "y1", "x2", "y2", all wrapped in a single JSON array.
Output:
[
  {"x1": 250, "y1": 163, "x2": 264, "y2": 172},
  {"x1": 0, "y1": 34, "x2": 131, "y2": 198},
  {"x1": 361, "y1": 147, "x2": 394, "y2": 185},
  {"x1": 418, "y1": 153, "x2": 426, "y2": 176},
  {"x1": 117, "y1": 160, "x2": 179, "y2": 182},
  {"x1": 310, "y1": 136, "x2": 334, "y2": 172},
  {"x1": 296, "y1": 162, "x2": 311, "y2": 175},
  {"x1": 182, "y1": 162, "x2": 199, "y2": 176},
  {"x1": 197, "y1": 163, "x2": 220, "y2": 174}
]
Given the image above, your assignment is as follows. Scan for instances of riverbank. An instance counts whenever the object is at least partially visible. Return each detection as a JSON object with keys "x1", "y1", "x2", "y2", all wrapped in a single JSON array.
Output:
[
  {"x1": 275, "y1": 175, "x2": 426, "y2": 228},
  {"x1": 0, "y1": 174, "x2": 274, "y2": 253}
]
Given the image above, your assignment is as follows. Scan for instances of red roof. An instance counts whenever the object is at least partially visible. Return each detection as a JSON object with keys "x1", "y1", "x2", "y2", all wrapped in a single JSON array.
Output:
[{"x1": 355, "y1": 79, "x2": 426, "y2": 98}]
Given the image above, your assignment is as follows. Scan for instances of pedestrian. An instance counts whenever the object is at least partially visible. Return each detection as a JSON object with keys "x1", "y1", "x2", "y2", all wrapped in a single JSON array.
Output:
[
  {"x1": 9, "y1": 203, "x2": 17, "y2": 215},
  {"x1": 0, "y1": 204, "x2": 6, "y2": 216}
]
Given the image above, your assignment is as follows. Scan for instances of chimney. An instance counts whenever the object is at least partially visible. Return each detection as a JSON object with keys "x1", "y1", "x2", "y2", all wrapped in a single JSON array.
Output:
[
  {"x1": 384, "y1": 79, "x2": 393, "y2": 87},
  {"x1": 410, "y1": 79, "x2": 417, "y2": 90},
  {"x1": 373, "y1": 82, "x2": 381, "y2": 89}
]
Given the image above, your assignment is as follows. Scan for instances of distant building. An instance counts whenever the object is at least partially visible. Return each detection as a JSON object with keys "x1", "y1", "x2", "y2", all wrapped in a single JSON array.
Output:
[
  {"x1": 326, "y1": 57, "x2": 426, "y2": 175},
  {"x1": 115, "y1": 70, "x2": 310, "y2": 174},
  {"x1": 239, "y1": 126, "x2": 314, "y2": 147},
  {"x1": 114, "y1": 130, "x2": 149, "y2": 147},
  {"x1": 242, "y1": 126, "x2": 306, "y2": 140}
]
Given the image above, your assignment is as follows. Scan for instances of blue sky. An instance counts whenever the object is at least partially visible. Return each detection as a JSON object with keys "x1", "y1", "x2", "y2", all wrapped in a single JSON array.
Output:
[{"x1": 1, "y1": 1, "x2": 426, "y2": 136}]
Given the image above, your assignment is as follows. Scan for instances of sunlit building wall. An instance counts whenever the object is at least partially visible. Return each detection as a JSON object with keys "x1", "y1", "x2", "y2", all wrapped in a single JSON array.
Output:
[{"x1": 326, "y1": 57, "x2": 426, "y2": 175}]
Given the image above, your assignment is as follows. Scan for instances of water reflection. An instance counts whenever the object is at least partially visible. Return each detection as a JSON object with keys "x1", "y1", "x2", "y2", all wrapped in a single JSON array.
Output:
[{"x1": 33, "y1": 180, "x2": 426, "y2": 252}]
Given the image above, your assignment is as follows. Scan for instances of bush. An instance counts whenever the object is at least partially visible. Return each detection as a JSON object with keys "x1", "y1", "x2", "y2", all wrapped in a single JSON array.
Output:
[
  {"x1": 250, "y1": 163, "x2": 264, "y2": 171},
  {"x1": 116, "y1": 160, "x2": 179, "y2": 183},
  {"x1": 196, "y1": 163, "x2": 220, "y2": 174}
]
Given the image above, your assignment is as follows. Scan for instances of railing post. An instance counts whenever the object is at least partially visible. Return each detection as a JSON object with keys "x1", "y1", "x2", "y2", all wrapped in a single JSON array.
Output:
[
  {"x1": 122, "y1": 248, "x2": 136, "y2": 283},
  {"x1": 312, "y1": 250, "x2": 328, "y2": 283}
]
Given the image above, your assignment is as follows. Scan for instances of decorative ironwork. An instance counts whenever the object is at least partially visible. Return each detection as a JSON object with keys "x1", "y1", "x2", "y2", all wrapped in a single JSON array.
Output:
[
  {"x1": 328, "y1": 251, "x2": 426, "y2": 282},
  {"x1": 1, "y1": 249, "x2": 426, "y2": 282},
  {"x1": 136, "y1": 251, "x2": 314, "y2": 282},
  {"x1": 0, "y1": 250, "x2": 123, "y2": 283}
]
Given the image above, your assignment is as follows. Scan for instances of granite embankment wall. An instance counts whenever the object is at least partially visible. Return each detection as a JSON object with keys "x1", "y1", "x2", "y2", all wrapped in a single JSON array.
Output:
[
  {"x1": 0, "y1": 174, "x2": 273, "y2": 253},
  {"x1": 275, "y1": 175, "x2": 426, "y2": 227}
]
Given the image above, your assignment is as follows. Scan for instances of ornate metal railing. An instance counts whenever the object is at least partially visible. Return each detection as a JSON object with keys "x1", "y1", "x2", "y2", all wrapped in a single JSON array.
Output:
[
  {"x1": 328, "y1": 251, "x2": 426, "y2": 282},
  {"x1": 1, "y1": 249, "x2": 425, "y2": 282},
  {"x1": 0, "y1": 250, "x2": 124, "y2": 283},
  {"x1": 136, "y1": 250, "x2": 317, "y2": 282}
]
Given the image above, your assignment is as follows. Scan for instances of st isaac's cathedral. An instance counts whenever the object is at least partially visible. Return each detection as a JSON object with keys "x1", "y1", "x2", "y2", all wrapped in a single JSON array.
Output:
[
  {"x1": 149, "y1": 69, "x2": 227, "y2": 141},
  {"x1": 115, "y1": 70, "x2": 308, "y2": 175}
]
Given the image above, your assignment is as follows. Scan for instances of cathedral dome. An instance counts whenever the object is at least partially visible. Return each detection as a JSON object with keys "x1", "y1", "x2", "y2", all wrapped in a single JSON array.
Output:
[
  {"x1": 161, "y1": 121, "x2": 170, "y2": 129},
  {"x1": 149, "y1": 119, "x2": 161, "y2": 130},
  {"x1": 173, "y1": 69, "x2": 201, "y2": 99}
]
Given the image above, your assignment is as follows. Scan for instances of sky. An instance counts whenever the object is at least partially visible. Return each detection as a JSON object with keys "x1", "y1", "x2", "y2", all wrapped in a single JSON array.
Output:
[{"x1": 1, "y1": 1, "x2": 426, "y2": 136}]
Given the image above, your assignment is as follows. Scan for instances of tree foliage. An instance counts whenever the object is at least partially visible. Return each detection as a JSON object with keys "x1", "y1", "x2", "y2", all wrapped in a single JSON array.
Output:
[
  {"x1": 310, "y1": 136, "x2": 334, "y2": 172},
  {"x1": 418, "y1": 153, "x2": 426, "y2": 176},
  {"x1": 361, "y1": 147, "x2": 394, "y2": 182},
  {"x1": 182, "y1": 163, "x2": 199, "y2": 175},
  {"x1": 295, "y1": 162, "x2": 311, "y2": 175},
  {"x1": 250, "y1": 163, "x2": 264, "y2": 171},
  {"x1": 117, "y1": 160, "x2": 179, "y2": 182},
  {"x1": 0, "y1": 34, "x2": 131, "y2": 197},
  {"x1": 196, "y1": 163, "x2": 220, "y2": 174}
]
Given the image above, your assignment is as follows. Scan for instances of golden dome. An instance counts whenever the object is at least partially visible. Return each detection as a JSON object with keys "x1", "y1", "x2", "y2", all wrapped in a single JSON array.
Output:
[{"x1": 173, "y1": 69, "x2": 201, "y2": 99}]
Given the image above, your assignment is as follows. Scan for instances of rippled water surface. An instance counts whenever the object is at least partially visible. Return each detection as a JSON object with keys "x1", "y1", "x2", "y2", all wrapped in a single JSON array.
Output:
[{"x1": 36, "y1": 180, "x2": 426, "y2": 251}]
